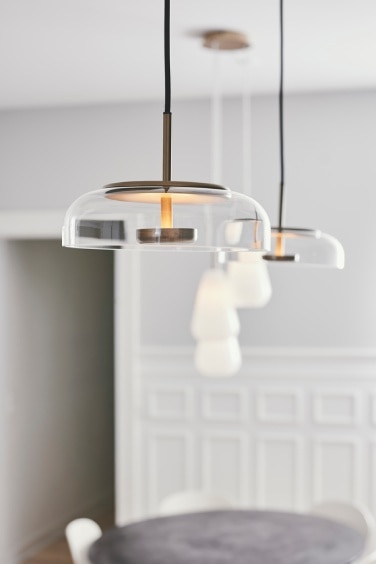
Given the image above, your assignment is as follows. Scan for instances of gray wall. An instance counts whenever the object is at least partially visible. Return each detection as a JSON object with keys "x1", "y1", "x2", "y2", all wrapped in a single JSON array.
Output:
[
  {"x1": 1, "y1": 241, "x2": 114, "y2": 561},
  {"x1": 139, "y1": 92, "x2": 376, "y2": 348},
  {"x1": 1, "y1": 92, "x2": 375, "y2": 351}
]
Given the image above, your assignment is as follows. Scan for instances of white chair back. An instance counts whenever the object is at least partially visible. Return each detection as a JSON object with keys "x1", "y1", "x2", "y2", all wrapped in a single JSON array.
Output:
[
  {"x1": 357, "y1": 551, "x2": 376, "y2": 564},
  {"x1": 65, "y1": 518, "x2": 102, "y2": 564},
  {"x1": 311, "y1": 501, "x2": 376, "y2": 556},
  {"x1": 158, "y1": 489, "x2": 232, "y2": 516}
]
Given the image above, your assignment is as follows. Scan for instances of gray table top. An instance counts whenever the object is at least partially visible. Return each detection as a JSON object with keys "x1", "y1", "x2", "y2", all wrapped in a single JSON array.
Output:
[{"x1": 89, "y1": 509, "x2": 365, "y2": 564}]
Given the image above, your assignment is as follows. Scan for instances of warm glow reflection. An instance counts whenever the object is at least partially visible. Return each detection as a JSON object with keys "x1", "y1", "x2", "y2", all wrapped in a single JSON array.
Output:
[
  {"x1": 106, "y1": 191, "x2": 225, "y2": 205},
  {"x1": 253, "y1": 220, "x2": 262, "y2": 250}
]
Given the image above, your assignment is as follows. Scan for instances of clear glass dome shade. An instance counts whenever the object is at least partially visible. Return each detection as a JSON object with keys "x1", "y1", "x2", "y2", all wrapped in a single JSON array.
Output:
[
  {"x1": 264, "y1": 228, "x2": 345, "y2": 269},
  {"x1": 62, "y1": 181, "x2": 271, "y2": 252}
]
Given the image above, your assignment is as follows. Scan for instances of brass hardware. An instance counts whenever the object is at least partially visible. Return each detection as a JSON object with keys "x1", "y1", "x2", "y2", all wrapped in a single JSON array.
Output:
[
  {"x1": 263, "y1": 254, "x2": 299, "y2": 262},
  {"x1": 137, "y1": 227, "x2": 197, "y2": 244},
  {"x1": 163, "y1": 113, "x2": 172, "y2": 182},
  {"x1": 203, "y1": 30, "x2": 250, "y2": 51},
  {"x1": 105, "y1": 180, "x2": 229, "y2": 192}
]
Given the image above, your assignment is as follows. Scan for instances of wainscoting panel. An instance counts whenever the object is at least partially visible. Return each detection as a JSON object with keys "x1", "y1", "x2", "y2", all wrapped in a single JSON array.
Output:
[
  {"x1": 201, "y1": 388, "x2": 248, "y2": 423},
  {"x1": 115, "y1": 344, "x2": 376, "y2": 521},
  {"x1": 202, "y1": 431, "x2": 249, "y2": 504},
  {"x1": 312, "y1": 436, "x2": 362, "y2": 504},
  {"x1": 255, "y1": 435, "x2": 304, "y2": 510},
  {"x1": 255, "y1": 387, "x2": 304, "y2": 424},
  {"x1": 313, "y1": 389, "x2": 361, "y2": 426},
  {"x1": 146, "y1": 430, "x2": 195, "y2": 513},
  {"x1": 146, "y1": 386, "x2": 194, "y2": 422}
]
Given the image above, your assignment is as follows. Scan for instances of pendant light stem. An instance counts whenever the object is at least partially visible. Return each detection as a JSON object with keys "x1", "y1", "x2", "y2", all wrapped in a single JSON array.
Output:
[
  {"x1": 242, "y1": 71, "x2": 251, "y2": 196},
  {"x1": 163, "y1": 113, "x2": 171, "y2": 182},
  {"x1": 164, "y1": 0, "x2": 171, "y2": 115},
  {"x1": 211, "y1": 49, "x2": 222, "y2": 185},
  {"x1": 163, "y1": 0, "x2": 172, "y2": 182},
  {"x1": 278, "y1": 0, "x2": 285, "y2": 231}
]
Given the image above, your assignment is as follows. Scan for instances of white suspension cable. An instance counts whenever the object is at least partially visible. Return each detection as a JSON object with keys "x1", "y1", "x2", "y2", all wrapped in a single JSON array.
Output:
[
  {"x1": 242, "y1": 71, "x2": 252, "y2": 196},
  {"x1": 211, "y1": 49, "x2": 222, "y2": 185}
]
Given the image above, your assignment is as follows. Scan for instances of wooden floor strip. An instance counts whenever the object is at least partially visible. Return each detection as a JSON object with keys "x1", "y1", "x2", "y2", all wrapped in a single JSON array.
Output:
[{"x1": 22, "y1": 512, "x2": 114, "y2": 564}]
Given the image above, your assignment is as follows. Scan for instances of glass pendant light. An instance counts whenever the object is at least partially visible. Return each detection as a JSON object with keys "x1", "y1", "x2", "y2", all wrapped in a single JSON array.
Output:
[
  {"x1": 263, "y1": 0, "x2": 345, "y2": 268},
  {"x1": 227, "y1": 63, "x2": 272, "y2": 307},
  {"x1": 191, "y1": 35, "x2": 243, "y2": 377},
  {"x1": 62, "y1": 2, "x2": 271, "y2": 253}
]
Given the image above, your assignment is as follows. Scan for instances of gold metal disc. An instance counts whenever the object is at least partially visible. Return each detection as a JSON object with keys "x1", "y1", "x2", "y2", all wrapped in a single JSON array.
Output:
[
  {"x1": 203, "y1": 30, "x2": 250, "y2": 51},
  {"x1": 137, "y1": 227, "x2": 197, "y2": 244},
  {"x1": 263, "y1": 254, "x2": 300, "y2": 262}
]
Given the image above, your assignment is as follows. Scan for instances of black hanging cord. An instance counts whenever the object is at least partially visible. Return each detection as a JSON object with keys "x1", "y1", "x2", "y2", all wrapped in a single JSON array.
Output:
[
  {"x1": 278, "y1": 0, "x2": 285, "y2": 230},
  {"x1": 164, "y1": 0, "x2": 171, "y2": 114}
]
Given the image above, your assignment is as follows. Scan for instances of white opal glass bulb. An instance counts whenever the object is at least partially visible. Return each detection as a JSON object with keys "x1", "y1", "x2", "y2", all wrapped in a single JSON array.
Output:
[
  {"x1": 195, "y1": 337, "x2": 242, "y2": 377},
  {"x1": 225, "y1": 221, "x2": 244, "y2": 245},
  {"x1": 227, "y1": 252, "x2": 272, "y2": 309},
  {"x1": 191, "y1": 269, "x2": 240, "y2": 340}
]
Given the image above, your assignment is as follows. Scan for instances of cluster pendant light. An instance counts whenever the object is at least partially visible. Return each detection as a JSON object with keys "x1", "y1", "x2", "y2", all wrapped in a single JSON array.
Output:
[
  {"x1": 226, "y1": 56, "x2": 272, "y2": 308},
  {"x1": 62, "y1": 1, "x2": 271, "y2": 254},
  {"x1": 264, "y1": 0, "x2": 344, "y2": 267},
  {"x1": 191, "y1": 33, "x2": 244, "y2": 378},
  {"x1": 191, "y1": 31, "x2": 271, "y2": 378}
]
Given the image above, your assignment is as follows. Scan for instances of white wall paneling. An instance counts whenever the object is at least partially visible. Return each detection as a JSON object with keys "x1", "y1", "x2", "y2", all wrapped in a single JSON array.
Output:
[
  {"x1": 255, "y1": 387, "x2": 304, "y2": 424},
  {"x1": 202, "y1": 431, "x2": 249, "y2": 506},
  {"x1": 255, "y1": 435, "x2": 305, "y2": 511},
  {"x1": 147, "y1": 430, "x2": 195, "y2": 514},
  {"x1": 370, "y1": 443, "x2": 376, "y2": 516},
  {"x1": 312, "y1": 436, "x2": 362, "y2": 505},
  {"x1": 116, "y1": 341, "x2": 376, "y2": 520},
  {"x1": 370, "y1": 395, "x2": 376, "y2": 425},
  {"x1": 313, "y1": 389, "x2": 362, "y2": 426},
  {"x1": 201, "y1": 388, "x2": 248, "y2": 423},
  {"x1": 0, "y1": 210, "x2": 65, "y2": 239},
  {"x1": 114, "y1": 252, "x2": 142, "y2": 525},
  {"x1": 146, "y1": 386, "x2": 194, "y2": 422}
]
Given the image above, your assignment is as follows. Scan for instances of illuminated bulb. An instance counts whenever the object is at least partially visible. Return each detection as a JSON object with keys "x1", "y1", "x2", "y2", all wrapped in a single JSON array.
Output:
[
  {"x1": 227, "y1": 252, "x2": 272, "y2": 308},
  {"x1": 275, "y1": 232, "x2": 285, "y2": 257},
  {"x1": 195, "y1": 337, "x2": 242, "y2": 377},
  {"x1": 191, "y1": 269, "x2": 240, "y2": 340},
  {"x1": 161, "y1": 194, "x2": 173, "y2": 228},
  {"x1": 225, "y1": 221, "x2": 243, "y2": 245}
]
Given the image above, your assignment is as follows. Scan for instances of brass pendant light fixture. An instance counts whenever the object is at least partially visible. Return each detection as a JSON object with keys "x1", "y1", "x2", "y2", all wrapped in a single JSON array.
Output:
[
  {"x1": 264, "y1": 0, "x2": 345, "y2": 268},
  {"x1": 62, "y1": 2, "x2": 271, "y2": 253}
]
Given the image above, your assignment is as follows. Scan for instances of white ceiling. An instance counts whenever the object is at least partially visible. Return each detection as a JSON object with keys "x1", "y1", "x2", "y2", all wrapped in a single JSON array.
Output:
[{"x1": 1, "y1": 0, "x2": 376, "y2": 109}]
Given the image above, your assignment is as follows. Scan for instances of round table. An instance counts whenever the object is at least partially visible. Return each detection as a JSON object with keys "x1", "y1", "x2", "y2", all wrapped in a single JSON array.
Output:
[{"x1": 89, "y1": 509, "x2": 365, "y2": 564}]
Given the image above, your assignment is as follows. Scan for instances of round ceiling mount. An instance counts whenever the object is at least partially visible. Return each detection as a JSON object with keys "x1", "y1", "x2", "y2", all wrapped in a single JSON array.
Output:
[{"x1": 203, "y1": 30, "x2": 250, "y2": 51}]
